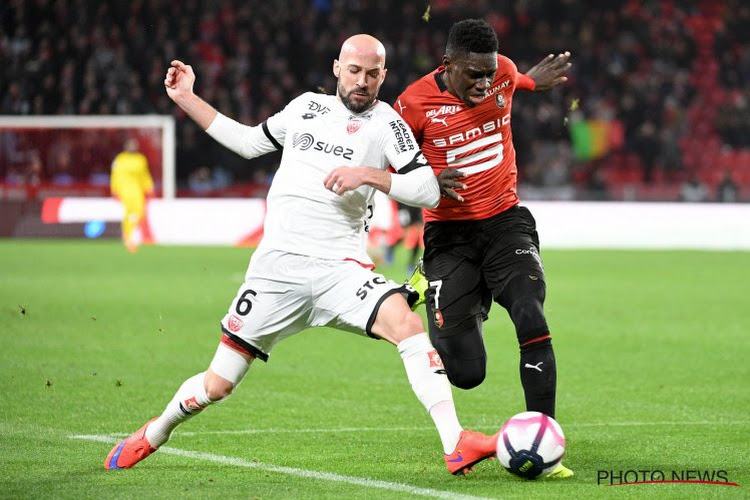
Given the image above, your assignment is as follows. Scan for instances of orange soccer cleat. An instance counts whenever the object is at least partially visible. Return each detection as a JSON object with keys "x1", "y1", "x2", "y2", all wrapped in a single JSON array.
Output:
[
  {"x1": 444, "y1": 429, "x2": 499, "y2": 475},
  {"x1": 104, "y1": 418, "x2": 158, "y2": 470}
]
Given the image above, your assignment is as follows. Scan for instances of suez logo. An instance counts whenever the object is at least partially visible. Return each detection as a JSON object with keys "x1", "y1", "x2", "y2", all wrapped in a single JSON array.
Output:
[
  {"x1": 432, "y1": 114, "x2": 510, "y2": 147},
  {"x1": 291, "y1": 133, "x2": 354, "y2": 160}
]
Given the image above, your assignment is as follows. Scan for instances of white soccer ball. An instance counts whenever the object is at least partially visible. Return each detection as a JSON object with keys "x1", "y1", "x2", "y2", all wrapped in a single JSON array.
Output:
[{"x1": 495, "y1": 411, "x2": 566, "y2": 479}]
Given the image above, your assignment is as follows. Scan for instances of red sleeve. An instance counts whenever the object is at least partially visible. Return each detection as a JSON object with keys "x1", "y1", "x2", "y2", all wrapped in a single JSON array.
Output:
[{"x1": 516, "y1": 73, "x2": 536, "y2": 91}]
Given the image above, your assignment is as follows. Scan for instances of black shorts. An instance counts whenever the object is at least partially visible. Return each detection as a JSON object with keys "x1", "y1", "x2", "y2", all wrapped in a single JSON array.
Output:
[{"x1": 422, "y1": 205, "x2": 545, "y2": 328}]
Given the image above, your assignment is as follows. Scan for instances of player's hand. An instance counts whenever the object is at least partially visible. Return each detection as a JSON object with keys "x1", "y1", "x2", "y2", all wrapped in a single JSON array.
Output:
[
  {"x1": 438, "y1": 168, "x2": 467, "y2": 202},
  {"x1": 525, "y1": 51, "x2": 571, "y2": 92},
  {"x1": 164, "y1": 60, "x2": 196, "y2": 101},
  {"x1": 324, "y1": 167, "x2": 366, "y2": 196}
]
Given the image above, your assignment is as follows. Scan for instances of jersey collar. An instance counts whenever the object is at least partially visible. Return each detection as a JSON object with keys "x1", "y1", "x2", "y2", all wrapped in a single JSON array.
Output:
[{"x1": 434, "y1": 67, "x2": 448, "y2": 93}]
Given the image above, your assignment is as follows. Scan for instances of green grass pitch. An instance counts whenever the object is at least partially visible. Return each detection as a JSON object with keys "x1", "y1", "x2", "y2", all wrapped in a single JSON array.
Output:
[{"x1": 1, "y1": 240, "x2": 748, "y2": 499}]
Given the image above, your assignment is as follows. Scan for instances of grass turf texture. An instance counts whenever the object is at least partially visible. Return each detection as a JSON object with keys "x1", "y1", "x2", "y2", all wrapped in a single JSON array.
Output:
[{"x1": 1, "y1": 239, "x2": 748, "y2": 499}]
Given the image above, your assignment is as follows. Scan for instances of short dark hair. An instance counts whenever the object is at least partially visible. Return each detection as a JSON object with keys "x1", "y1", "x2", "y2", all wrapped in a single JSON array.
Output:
[{"x1": 446, "y1": 19, "x2": 498, "y2": 54}]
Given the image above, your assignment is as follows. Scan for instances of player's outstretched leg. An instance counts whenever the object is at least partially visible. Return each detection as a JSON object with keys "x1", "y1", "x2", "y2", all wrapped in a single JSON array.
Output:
[
  {"x1": 375, "y1": 294, "x2": 498, "y2": 476},
  {"x1": 104, "y1": 343, "x2": 252, "y2": 469},
  {"x1": 400, "y1": 332, "x2": 496, "y2": 475},
  {"x1": 104, "y1": 370, "x2": 213, "y2": 470}
]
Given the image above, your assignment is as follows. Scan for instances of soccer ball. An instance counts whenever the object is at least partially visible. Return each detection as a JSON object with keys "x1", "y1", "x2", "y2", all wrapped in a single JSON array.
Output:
[{"x1": 495, "y1": 411, "x2": 565, "y2": 479}]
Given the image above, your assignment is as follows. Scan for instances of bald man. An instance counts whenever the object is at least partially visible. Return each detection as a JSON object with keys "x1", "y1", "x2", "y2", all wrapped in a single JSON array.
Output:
[{"x1": 104, "y1": 35, "x2": 500, "y2": 476}]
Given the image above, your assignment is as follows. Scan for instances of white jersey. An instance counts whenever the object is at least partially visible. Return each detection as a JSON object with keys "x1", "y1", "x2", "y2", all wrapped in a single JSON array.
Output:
[{"x1": 254, "y1": 93, "x2": 423, "y2": 264}]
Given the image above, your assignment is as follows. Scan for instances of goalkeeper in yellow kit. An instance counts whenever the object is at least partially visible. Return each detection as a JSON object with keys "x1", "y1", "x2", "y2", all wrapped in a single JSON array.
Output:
[{"x1": 110, "y1": 138, "x2": 154, "y2": 252}]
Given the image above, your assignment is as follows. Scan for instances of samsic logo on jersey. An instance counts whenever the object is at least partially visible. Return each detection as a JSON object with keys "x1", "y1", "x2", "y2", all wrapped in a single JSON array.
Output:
[
  {"x1": 388, "y1": 120, "x2": 415, "y2": 153},
  {"x1": 432, "y1": 114, "x2": 510, "y2": 147},
  {"x1": 291, "y1": 132, "x2": 354, "y2": 160}
]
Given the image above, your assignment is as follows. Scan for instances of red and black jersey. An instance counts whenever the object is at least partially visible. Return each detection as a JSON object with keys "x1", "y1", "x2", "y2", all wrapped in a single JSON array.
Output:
[{"x1": 395, "y1": 55, "x2": 535, "y2": 222}]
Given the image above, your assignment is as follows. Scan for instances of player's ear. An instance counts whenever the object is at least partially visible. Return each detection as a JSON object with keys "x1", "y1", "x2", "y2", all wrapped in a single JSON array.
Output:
[
  {"x1": 333, "y1": 59, "x2": 340, "y2": 78},
  {"x1": 380, "y1": 67, "x2": 387, "y2": 84},
  {"x1": 442, "y1": 54, "x2": 450, "y2": 71}
]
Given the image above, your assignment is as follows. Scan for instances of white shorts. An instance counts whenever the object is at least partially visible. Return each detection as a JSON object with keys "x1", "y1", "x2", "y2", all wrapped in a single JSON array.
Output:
[{"x1": 219, "y1": 248, "x2": 414, "y2": 361}]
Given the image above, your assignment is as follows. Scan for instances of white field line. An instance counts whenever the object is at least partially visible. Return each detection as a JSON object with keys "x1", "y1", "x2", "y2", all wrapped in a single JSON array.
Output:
[
  {"x1": 101, "y1": 420, "x2": 750, "y2": 438},
  {"x1": 70, "y1": 434, "x2": 494, "y2": 500},
  {"x1": 570, "y1": 420, "x2": 750, "y2": 427}
]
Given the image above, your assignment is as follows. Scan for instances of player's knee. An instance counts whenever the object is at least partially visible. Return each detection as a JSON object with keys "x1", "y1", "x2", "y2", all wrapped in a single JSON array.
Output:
[
  {"x1": 207, "y1": 343, "x2": 252, "y2": 401},
  {"x1": 430, "y1": 315, "x2": 487, "y2": 389},
  {"x1": 373, "y1": 294, "x2": 427, "y2": 344},
  {"x1": 445, "y1": 357, "x2": 486, "y2": 390},
  {"x1": 403, "y1": 310, "x2": 426, "y2": 335},
  {"x1": 500, "y1": 276, "x2": 549, "y2": 344},
  {"x1": 205, "y1": 376, "x2": 234, "y2": 402},
  {"x1": 391, "y1": 310, "x2": 427, "y2": 343}
]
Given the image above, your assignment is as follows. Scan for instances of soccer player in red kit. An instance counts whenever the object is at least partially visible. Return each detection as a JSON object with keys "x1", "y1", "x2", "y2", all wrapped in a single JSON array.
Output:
[{"x1": 397, "y1": 19, "x2": 574, "y2": 477}]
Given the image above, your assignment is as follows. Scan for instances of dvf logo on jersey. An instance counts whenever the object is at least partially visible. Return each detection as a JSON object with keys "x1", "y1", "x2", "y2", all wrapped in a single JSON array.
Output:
[
  {"x1": 347, "y1": 116, "x2": 362, "y2": 134},
  {"x1": 228, "y1": 315, "x2": 244, "y2": 332},
  {"x1": 495, "y1": 93, "x2": 506, "y2": 108},
  {"x1": 427, "y1": 349, "x2": 444, "y2": 369}
]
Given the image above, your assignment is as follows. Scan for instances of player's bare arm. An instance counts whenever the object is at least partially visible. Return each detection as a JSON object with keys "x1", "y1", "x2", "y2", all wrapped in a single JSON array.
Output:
[
  {"x1": 524, "y1": 51, "x2": 572, "y2": 91},
  {"x1": 164, "y1": 60, "x2": 218, "y2": 130},
  {"x1": 437, "y1": 169, "x2": 468, "y2": 202}
]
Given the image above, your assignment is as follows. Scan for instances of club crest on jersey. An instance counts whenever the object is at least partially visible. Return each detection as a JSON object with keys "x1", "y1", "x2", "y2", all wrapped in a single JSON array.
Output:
[
  {"x1": 433, "y1": 309, "x2": 444, "y2": 328},
  {"x1": 495, "y1": 93, "x2": 506, "y2": 108},
  {"x1": 347, "y1": 116, "x2": 362, "y2": 134},
  {"x1": 228, "y1": 315, "x2": 244, "y2": 332}
]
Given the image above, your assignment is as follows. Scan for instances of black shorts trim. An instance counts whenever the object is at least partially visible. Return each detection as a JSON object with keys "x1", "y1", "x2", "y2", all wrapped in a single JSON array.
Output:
[
  {"x1": 365, "y1": 285, "x2": 414, "y2": 339},
  {"x1": 220, "y1": 326, "x2": 270, "y2": 362},
  {"x1": 261, "y1": 121, "x2": 282, "y2": 150}
]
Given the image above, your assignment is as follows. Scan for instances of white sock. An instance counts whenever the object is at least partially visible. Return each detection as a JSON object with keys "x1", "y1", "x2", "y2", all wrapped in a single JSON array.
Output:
[
  {"x1": 430, "y1": 400, "x2": 463, "y2": 454},
  {"x1": 398, "y1": 333, "x2": 463, "y2": 454},
  {"x1": 145, "y1": 371, "x2": 211, "y2": 447}
]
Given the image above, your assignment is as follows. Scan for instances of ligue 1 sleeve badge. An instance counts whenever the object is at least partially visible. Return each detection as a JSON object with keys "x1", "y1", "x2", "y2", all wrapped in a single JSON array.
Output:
[
  {"x1": 347, "y1": 116, "x2": 362, "y2": 134},
  {"x1": 495, "y1": 93, "x2": 506, "y2": 108}
]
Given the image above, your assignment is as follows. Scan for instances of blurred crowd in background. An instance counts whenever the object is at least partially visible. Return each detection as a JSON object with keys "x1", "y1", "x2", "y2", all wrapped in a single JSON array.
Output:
[{"x1": 1, "y1": 0, "x2": 749, "y2": 201}]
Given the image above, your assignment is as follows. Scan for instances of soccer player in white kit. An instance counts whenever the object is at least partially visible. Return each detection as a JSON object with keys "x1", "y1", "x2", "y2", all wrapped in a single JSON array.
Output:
[{"x1": 104, "y1": 34, "x2": 498, "y2": 476}]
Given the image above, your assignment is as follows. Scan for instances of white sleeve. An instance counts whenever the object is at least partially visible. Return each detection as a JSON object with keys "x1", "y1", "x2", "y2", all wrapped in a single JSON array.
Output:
[
  {"x1": 377, "y1": 109, "x2": 440, "y2": 208},
  {"x1": 205, "y1": 111, "x2": 285, "y2": 159},
  {"x1": 387, "y1": 157, "x2": 440, "y2": 208},
  {"x1": 381, "y1": 114, "x2": 421, "y2": 171}
]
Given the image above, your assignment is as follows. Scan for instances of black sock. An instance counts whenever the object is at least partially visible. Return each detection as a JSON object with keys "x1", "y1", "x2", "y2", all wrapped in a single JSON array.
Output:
[{"x1": 519, "y1": 338, "x2": 557, "y2": 418}]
